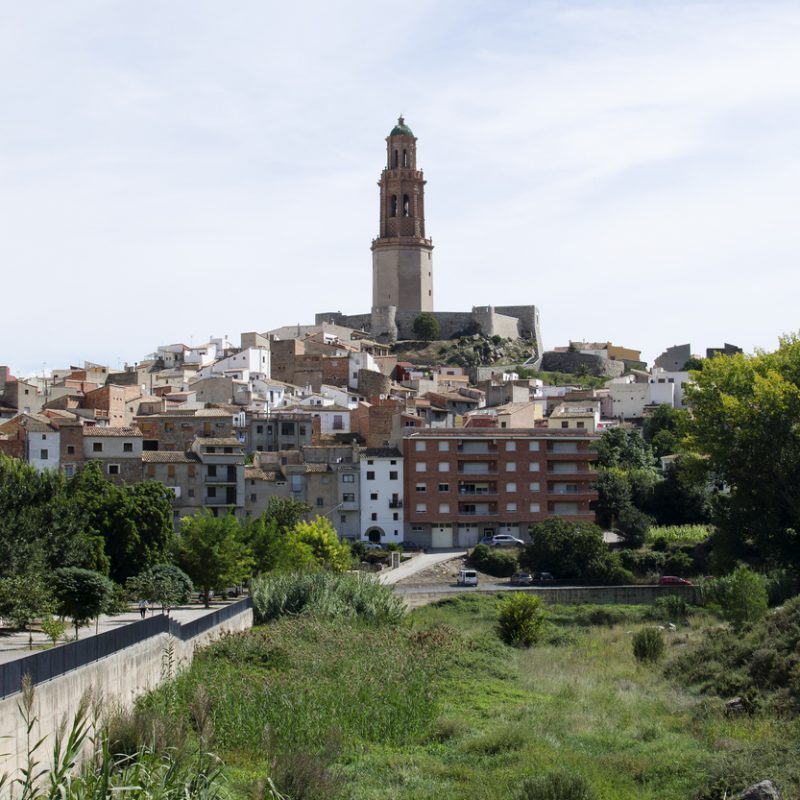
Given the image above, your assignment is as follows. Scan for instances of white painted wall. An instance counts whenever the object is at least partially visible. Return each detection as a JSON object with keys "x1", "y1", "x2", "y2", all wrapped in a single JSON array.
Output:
[
  {"x1": 359, "y1": 454, "x2": 404, "y2": 542},
  {"x1": 27, "y1": 430, "x2": 60, "y2": 472}
]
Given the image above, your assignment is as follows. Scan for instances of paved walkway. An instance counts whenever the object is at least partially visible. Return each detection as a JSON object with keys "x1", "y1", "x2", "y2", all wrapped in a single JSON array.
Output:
[
  {"x1": 0, "y1": 602, "x2": 234, "y2": 665},
  {"x1": 378, "y1": 549, "x2": 465, "y2": 585}
]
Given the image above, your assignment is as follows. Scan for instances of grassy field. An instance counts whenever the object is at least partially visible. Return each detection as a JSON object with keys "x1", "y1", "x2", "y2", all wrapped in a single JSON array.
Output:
[{"x1": 139, "y1": 594, "x2": 799, "y2": 800}]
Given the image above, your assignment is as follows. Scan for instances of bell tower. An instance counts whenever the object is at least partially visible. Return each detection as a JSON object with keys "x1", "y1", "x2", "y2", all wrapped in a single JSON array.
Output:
[{"x1": 371, "y1": 117, "x2": 433, "y2": 315}]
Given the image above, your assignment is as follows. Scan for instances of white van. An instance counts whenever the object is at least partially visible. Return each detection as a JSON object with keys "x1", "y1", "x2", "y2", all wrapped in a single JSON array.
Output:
[{"x1": 457, "y1": 568, "x2": 478, "y2": 586}]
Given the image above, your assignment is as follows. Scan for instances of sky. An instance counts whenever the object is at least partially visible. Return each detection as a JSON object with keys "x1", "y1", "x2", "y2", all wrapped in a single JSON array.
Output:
[{"x1": 1, "y1": 1, "x2": 799, "y2": 376}]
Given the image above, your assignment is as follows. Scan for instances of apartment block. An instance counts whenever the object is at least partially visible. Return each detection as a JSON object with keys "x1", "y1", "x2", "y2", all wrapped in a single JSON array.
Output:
[{"x1": 403, "y1": 429, "x2": 598, "y2": 549}]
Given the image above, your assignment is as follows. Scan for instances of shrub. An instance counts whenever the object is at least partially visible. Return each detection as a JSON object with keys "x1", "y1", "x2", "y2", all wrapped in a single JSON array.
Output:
[
  {"x1": 412, "y1": 312, "x2": 440, "y2": 341},
  {"x1": 497, "y1": 593, "x2": 547, "y2": 647},
  {"x1": 632, "y1": 627, "x2": 665, "y2": 663},
  {"x1": 703, "y1": 566, "x2": 769, "y2": 631},
  {"x1": 646, "y1": 595, "x2": 690, "y2": 622},
  {"x1": 514, "y1": 770, "x2": 597, "y2": 800},
  {"x1": 469, "y1": 544, "x2": 518, "y2": 577},
  {"x1": 646, "y1": 525, "x2": 712, "y2": 546}
]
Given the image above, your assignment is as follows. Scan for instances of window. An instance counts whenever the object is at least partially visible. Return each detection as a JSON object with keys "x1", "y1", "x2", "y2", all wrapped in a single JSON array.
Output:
[
  {"x1": 577, "y1": 421, "x2": 585, "y2": 429},
  {"x1": 108, "y1": 464, "x2": 119, "y2": 475},
  {"x1": 280, "y1": 422, "x2": 295, "y2": 436},
  {"x1": 67, "y1": 445, "x2": 75, "y2": 455},
  {"x1": 389, "y1": 470, "x2": 398, "y2": 480},
  {"x1": 393, "y1": 512, "x2": 399, "y2": 521},
  {"x1": 208, "y1": 465, "x2": 217, "y2": 478},
  {"x1": 370, "y1": 492, "x2": 378, "y2": 501},
  {"x1": 529, "y1": 482, "x2": 540, "y2": 491},
  {"x1": 188, "y1": 488, "x2": 195, "y2": 498},
  {"x1": 250, "y1": 493, "x2": 256, "y2": 503},
  {"x1": 402, "y1": 194, "x2": 410, "y2": 216},
  {"x1": 506, "y1": 502, "x2": 517, "y2": 512},
  {"x1": 529, "y1": 462, "x2": 540, "y2": 472},
  {"x1": 529, "y1": 441, "x2": 540, "y2": 451},
  {"x1": 40, "y1": 449, "x2": 48, "y2": 460},
  {"x1": 367, "y1": 459, "x2": 374, "y2": 465},
  {"x1": 147, "y1": 464, "x2": 156, "y2": 478},
  {"x1": 256, "y1": 425, "x2": 263, "y2": 434},
  {"x1": 438, "y1": 440, "x2": 449, "y2": 452},
  {"x1": 415, "y1": 462, "x2": 426, "y2": 472},
  {"x1": 415, "y1": 441, "x2": 426, "y2": 452},
  {"x1": 63, "y1": 464, "x2": 75, "y2": 477},
  {"x1": 208, "y1": 487, "x2": 216, "y2": 498},
  {"x1": 390, "y1": 195, "x2": 398, "y2": 216},
  {"x1": 123, "y1": 442, "x2": 133, "y2": 453},
  {"x1": 505, "y1": 462, "x2": 517, "y2": 472},
  {"x1": 561, "y1": 421, "x2": 569, "y2": 429},
  {"x1": 415, "y1": 483, "x2": 426, "y2": 492},
  {"x1": 92, "y1": 442, "x2": 103, "y2": 453},
  {"x1": 529, "y1": 502, "x2": 540, "y2": 513},
  {"x1": 342, "y1": 474, "x2": 354, "y2": 483},
  {"x1": 438, "y1": 462, "x2": 449, "y2": 472},
  {"x1": 366, "y1": 471, "x2": 375, "y2": 480},
  {"x1": 439, "y1": 503, "x2": 450, "y2": 513},
  {"x1": 506, "y1": 441, "x2": 516, "y2": 451},
  {"x1": 438, "y1": 483, "x2": 449, "y2": 492},
  {"x1": 415, "y1": 503, "x2": 427, "y2": 513},
  {"x1": 317, "y1": 497, "x2": 324, "y2": 507},
  {"x1": 412, "y1": 525, "x2": 424, "y2": 533},
  {"x1": 390, "y1": 460, "x2": 397, "y2": 465},
  {"x1": 506, "y1": 482, "x2": 516, "y2": 492},
  {"x1": 343, "y1": 492, "x2": 355, "y2": 502},
  {"x1": 340, "y1": 514, "x2": 347, "y2": 524},
  {"x1": 167, "y1": 465, "x2": 175, "y2": 477},
  {"x1": 207, "y1": 447, "x2": 216, "y2": 453}
]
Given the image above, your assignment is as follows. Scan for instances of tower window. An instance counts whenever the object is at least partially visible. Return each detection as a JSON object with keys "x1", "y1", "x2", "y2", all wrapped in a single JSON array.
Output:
[
  {"x1": 403, "y1": 195, "x2": 410, "y2": 216},
  {"x1": 391, "y1": 195, "x2": 397, "y2": 217},
  {"x1": 403, "y1": 149, "x2": 408, "y2": 167},
  {"x1": 393, "y1": 149, "x2": 398, "y2": 168}
]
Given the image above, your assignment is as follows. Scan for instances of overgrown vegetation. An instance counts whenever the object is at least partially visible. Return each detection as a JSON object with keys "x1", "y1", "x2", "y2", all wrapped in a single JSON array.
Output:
[
  {"x1": 497, "y1": 592, "x2": 547, "y2": 647},
  {"x1": 469, "y1": 542, "x2": 519, "y2": 576}
]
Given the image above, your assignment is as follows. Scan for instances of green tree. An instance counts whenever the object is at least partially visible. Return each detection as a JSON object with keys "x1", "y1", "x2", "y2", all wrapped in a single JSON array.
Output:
[
  {"x1": 0, "y1": 569, "x2": 54, "y2": 647},
  {"x1": 243, "y1": 497, "x2": 311, "y2": 573},
  {"x1": 522, "y1": 519, "x2": 629, "y2": 584},
  {"x1": 174, "y1": 511, "x2": 254, "y2": 606},
  {"x1": 127, "y1": 564, "x2": 194, "y2": 610},
  {"x1": 412, "y1": 312, "x2": 440, "y2": 341},
  {"x1": 52, "y1": 567, "x2": 113, "y2": 639},
  {"x1": 715, "y1": 566, "x2": 769, "y2": 631},
  {"x1": 686, "y1": 335, "x2": 800, "y2": 567},
  {"x1": 594, "y1": 428, "x2": 656, "y2": 471},
  {"x1": 273, "y1": 517, "x2": 353, "y2": 573}
]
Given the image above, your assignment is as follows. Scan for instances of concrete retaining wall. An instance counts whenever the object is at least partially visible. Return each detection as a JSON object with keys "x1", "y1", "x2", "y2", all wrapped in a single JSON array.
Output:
[
  {"x1": 0, "y1": 606, "x2": 252, "y2": 780},
  {"x1": 399, "y1": 584, "x2": 697, "y2": 609}
]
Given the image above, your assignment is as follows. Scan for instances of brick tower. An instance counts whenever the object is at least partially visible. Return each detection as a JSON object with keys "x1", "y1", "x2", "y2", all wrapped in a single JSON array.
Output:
[{"x1": 371, "y1": 117, "x2": 433, "y2": 315}]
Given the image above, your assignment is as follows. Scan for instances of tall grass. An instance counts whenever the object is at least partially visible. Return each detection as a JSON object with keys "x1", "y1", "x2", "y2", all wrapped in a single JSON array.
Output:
[
  {"x1": 646, "y1": 525, "x2": 712, "y2": 546},
  {"x1": 250, "y1": 571, "x2": 406, "y2": 624}
]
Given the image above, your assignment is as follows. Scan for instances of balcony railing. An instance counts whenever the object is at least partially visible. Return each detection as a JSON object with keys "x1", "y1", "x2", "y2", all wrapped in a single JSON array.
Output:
[{"x1": 388, "y1": 500, "x2": 403, "y2": 508}]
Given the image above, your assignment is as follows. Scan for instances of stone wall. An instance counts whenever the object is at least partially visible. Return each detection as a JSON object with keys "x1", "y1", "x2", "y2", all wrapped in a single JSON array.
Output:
[
  {"x1": 541, "y1": 351, "x2": 626, "y2": 378},
  {"x1": 357, "y1": 369, "x2": 392, "y2": 399}
]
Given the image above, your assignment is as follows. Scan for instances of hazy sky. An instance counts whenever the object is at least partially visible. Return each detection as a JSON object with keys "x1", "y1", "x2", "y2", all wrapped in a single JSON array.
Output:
[{"x1": 2, "y1": 1, "x2": 799, "y2": 375}]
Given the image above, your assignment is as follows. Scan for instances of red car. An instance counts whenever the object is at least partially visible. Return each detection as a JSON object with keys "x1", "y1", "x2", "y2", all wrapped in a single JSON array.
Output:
[{"x1": 658, "y1": 575, "x2": 693, "y2": 586}]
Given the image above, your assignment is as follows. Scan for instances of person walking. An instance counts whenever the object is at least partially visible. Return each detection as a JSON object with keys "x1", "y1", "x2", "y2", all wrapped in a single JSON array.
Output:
[{"x1": 138, "y1": 598, "x2": 149, "y2": 619}]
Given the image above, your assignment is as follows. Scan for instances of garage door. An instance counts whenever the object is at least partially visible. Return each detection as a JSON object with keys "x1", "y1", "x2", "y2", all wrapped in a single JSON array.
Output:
[
  {"x1": 431, "y1": 527, "x2": 454, "y2": 548},
  {"x1": 457, "y1": 526, "x2": 479, "y2": 547}
]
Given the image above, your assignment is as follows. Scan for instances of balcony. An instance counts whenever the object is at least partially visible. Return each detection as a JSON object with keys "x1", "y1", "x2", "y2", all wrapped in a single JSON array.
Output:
[{"x1": 388, "y1": 499, "x2": 403, "y2": 509}]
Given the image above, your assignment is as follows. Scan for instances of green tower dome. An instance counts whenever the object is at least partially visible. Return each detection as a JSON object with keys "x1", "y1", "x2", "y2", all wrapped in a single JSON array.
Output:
[{"x1": 389, "y1": 115, "x2": 414, "y2": 137}]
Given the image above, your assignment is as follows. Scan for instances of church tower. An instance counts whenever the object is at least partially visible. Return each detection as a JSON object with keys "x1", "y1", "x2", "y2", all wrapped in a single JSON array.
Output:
[{"x1": 371, "y1": 117, "x2": 434, "y2": 315}]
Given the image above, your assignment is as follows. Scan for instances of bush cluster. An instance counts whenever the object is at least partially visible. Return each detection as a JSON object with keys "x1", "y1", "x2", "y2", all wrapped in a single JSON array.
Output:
[
  {"x1": 513, "y1": 770, "x2": 597, "y2": 800},
  {"x1": 469, "y1": 544, "x2": 518, "y2": 577},
  {"x1": 666, "y1": 595, "x2": 800, "y2": 715},
  {"x1": 632, "y1": 627, "x2": 666, "y2": 663}
]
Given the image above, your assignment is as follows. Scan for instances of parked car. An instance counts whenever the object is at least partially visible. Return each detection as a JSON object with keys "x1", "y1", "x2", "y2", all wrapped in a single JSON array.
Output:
[
  {"x1": 457, "y1": 568, "x2": 479, "y2": 586},
  {"x1": 487, "y1": 534, "x2": 525, "y2": 547},
  {"x1": 399, "y1": 540, "x2": 423, "y2": 552},
  {"x1": 658, "y1": 575, "x2": 693, "y2": 586},
  {"x1": 510, "y1": 572, "x2": 534, "y2": 586},
  {"x1": 363, "y1": 542, "x2": 384, "y2": 551},
  {"x1": 532, "y1": 571, "x2": 555, "y2": 584}
]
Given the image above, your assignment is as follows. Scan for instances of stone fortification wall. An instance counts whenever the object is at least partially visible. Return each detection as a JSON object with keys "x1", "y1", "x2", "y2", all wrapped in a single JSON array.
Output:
[
  {"x1": 471, "y1": 307, "x2": 522, "y2": 341},
  {"x1": 0, "y1": 604, "x2": 253, "y2": 780},
  {"x1": 357, "y1": 369, "x2": 392, "y2": 399},
  {"x1": 541, "y1": 351, "x2": 625, "y2": 378}
]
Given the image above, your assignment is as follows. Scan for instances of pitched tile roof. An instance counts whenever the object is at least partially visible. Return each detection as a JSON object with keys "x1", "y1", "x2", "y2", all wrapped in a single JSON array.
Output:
[
  {"x1": 142, "y1": 451, "x2": 199, "y2": 463},
  {"x1": 82, "y1": 426, "x2": 143, "y2": 437}
]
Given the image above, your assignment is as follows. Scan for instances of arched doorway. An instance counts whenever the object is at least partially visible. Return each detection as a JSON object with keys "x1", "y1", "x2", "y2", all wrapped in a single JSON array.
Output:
[{"x1": 366, "y1": 527, "x2": 384, "y2": 544}]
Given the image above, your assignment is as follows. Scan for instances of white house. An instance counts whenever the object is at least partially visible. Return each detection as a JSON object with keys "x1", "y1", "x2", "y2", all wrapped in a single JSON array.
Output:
[
  {"x1": 359, "y1": 448, "x2": 404, "y2": 543},
  {"x1": 196, "y1": 347, "x2": 271, "y2": 381}
]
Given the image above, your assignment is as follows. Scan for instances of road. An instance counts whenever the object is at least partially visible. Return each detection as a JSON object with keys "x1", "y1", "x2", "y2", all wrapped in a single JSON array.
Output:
[{"x1": 377, "y1": 549, "x2": 466, "y2": 585}]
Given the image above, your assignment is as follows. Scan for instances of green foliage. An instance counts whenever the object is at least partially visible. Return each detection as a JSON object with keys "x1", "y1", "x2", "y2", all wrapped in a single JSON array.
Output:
[
  {"x1": 40, "y1": 615, "x2": 67, "y2": 646},
  {"x1": 0, "y1": 567, "x2": 53, "y2": 633},
  {"x1": 686, "y1": 335, "x2": 800, "y2": 567},
  {"x1": 412, "y1": 312, "x2": 440, "y2": 341},
  {"x1": 595, "y1": 427, "x2": 656, "y2": 470},
  {"x1": 51, "y1": 567, "x2": 113, "y2": 639},
  {"x1": 617, "y1": 504, "x2": 653, "y2": 548},
  {"x1": 683, "y1": 356, "x2": 705, "y2": 371},
  {"x1": 522, "y1": 519, "x2": 632, "y2": 584},
  {"x1": 175, "y1": 510, "x2": 254, "y2": 605},
  {"x1": 127, "y1": 563, "x2": 194, "y2": 608},
  {"x1": 642, "y1": 405, "x2": 690, "y2": 457},
  {"x1": 250, "y1": 571, "x2": 406, "y2": 624},
  {"x1": 646, "y1": 525, "x2": 712, "y2": 546},
  {"x1": 667, "y1": 595, "x2": 800, "y2": 716},
  {"x1": 632, "y1": 627, "x2": 665, "y2": 663},
  {"x1": 278, "y1": 517, "x2": 353, "y2": 573},
  {"x1": 513, "y1": 771, "x2": 597, "y2": 800},
  {"x1": 497, "y1": 592, "x2": 547, "y2": 647},
  {"x1": 469, "y1": 543, "x2": 518, "y2": 576},
  {"x1": 702, "y1": 566, "x2": 769, "y2": 630},
  {"x1": 646, "y1": 595, "x2": 691, "y2": 622}
]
